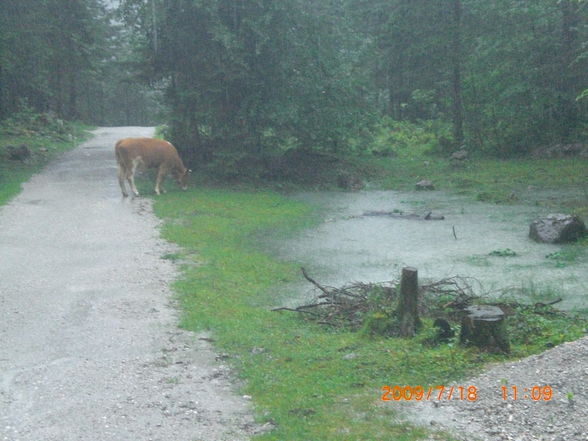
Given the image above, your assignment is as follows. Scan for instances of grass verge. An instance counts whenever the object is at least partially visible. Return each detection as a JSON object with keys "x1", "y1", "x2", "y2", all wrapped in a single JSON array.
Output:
[
  {"x1": 153, "y1": 187, "x2": 588, "y2": 441},
  {"x1": 0, "y1": 116, "x2": 93, "y2": 206}
]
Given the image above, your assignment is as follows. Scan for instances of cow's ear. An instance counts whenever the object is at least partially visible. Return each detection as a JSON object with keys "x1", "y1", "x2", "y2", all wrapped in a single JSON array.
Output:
[{"x1": 188, "y1": 169, "x2": 193, "y2": 173}]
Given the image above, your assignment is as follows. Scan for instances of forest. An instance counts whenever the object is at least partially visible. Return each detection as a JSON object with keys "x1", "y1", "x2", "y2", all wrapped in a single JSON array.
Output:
[{"x1": 1, "y1": 0, "x2": 587, "y2": 178}]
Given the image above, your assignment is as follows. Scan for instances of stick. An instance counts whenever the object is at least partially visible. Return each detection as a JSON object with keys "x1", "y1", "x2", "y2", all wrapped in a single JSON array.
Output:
[
  {"x1": 301, "y1": 267, "x2": 331, "y2": 295},
  {"x1": 534, "y1": 298, "x2": 563, "y2": 308},
  {"x1": 452, "y1": 225, "x2": 458, "y2": 240},
  {"x1": 271, "y1": 307, "x2": 322, "y2": 316}
]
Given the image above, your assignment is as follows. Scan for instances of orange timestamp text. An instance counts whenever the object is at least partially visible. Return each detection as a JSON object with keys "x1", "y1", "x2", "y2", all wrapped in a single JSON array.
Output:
[
  {"x1": 381, "y1": 385, "x2": 478, "y2": 402},
  {"x1": 501, "y1": 385, "x2": 553, "y2": 401}
]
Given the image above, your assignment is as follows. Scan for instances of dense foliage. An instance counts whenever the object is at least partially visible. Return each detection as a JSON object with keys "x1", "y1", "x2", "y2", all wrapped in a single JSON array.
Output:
[
  {"x1": 2, "y1": 0, "x2": 588, "y2": 173},
  {"x1": 119, "y1": 0, "x2": 588, "y2": 174},
  {"x1": 350, "y1": 0, "x2": 588, "y2": 155},
  {"x1": 0, "y1": 0, "x2": 160, "y2": 125},
  {"x1": 119, "y1": 0, "x2": 372, "y2": 176}
]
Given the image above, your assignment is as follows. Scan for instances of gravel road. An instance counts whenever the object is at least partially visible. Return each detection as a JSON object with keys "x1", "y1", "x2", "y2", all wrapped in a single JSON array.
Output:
[
  {"x1": 0, "y1": 127, "x2": 254, "y2": 441},
  {"x1": 404, "y1": 336, "x2": 588, "y2": 441}
]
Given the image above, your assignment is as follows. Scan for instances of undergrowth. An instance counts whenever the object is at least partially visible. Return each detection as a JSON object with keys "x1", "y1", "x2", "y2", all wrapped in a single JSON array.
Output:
[
  {"x1": 360, "y1": 119, "x2": 588, "y2": 218},
  {"x1": 0, "y1": 111, "x2": 92, "y2": 206}
]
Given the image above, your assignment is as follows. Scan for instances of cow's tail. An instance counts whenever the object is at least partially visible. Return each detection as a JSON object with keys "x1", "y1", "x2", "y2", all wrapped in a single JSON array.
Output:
[{"x1": 114, "y1": 140, "x2": 123, "y2": 165}]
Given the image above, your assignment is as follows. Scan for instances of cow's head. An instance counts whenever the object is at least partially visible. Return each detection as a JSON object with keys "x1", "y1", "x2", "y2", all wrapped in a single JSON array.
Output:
[{"x1": 175, "y1": 166, "x2": 190, "y2": 190}]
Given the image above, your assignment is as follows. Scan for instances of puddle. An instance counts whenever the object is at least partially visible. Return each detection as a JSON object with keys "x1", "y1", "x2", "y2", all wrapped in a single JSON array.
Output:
[{"x1": 272, "y1": 190, "x2": 588, "y2": 310}]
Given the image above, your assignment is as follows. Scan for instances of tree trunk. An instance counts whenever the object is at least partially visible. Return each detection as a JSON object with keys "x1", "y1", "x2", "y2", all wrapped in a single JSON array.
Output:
[
  {"x1": 450, "y1": 0, "x2": 464, "y2": 148},
  {"x1": 396, "y1": 267, "x2": 421, "y2": 337},
  {"x1": 68, "y1": 71, "x2": 78, "y2": 121},
  {"x1": 558, "y1": 0, "x2": 580, "y2": 139}
]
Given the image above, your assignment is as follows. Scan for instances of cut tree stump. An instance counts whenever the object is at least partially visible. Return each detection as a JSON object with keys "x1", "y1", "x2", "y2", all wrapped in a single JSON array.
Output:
[
  {"x1": 396, "y1": 267, "x2": 421, "y2": 337},
  {"x1": 459, "y1": 305, "x2": 510, "y2": 353}
]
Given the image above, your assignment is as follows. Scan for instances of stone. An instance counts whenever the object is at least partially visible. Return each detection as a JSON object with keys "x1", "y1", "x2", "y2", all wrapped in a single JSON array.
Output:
[
  {"x1": 415, "y1": 180, "x2": 435, "y2": 191},
  {"x1": 529, "y1": 214, "x2": 586, "y2": 243},
  {"x1": 6, "y1": 144, "x2": 31, "y2": 161},
  {"x1": 451, "y1": 149, "x2": 468, "y2": 161},
  {"x1": 337, "y1": 173, "x2": 364, "y2": 191}
]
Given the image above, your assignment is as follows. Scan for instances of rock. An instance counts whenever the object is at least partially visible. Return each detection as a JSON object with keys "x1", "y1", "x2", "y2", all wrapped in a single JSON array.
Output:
[
  {"x1": 451, "y1": 149, "x2": 468, "y2": 161},
  {"x1": 423, "y1": 211, "x2": 445, "y2": 220},
  {"x1": 415, "y1": 180, "x2": 435, "y2": 191},
  {"x1": 337, "y1": 173, "x2": 365, "y2": 191},
  {"x1": 342, "y1": 352, "x2": 357, "y2": 360},
  {"x1": 6, "y1": 144, "x2": 31, "y2": 161},
  {"x1": 529, "y1": 214, "x2": 586, "y2": 243}
]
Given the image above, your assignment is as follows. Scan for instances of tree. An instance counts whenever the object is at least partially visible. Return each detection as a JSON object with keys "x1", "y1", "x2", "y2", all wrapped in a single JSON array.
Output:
[
  {"x1": 119, "y1": 0, "x2": 372, "y2": 175},
  {"x1": 450, "y1": 0, "x2": 464, "y2": 148},
  {"x1": 0, "y1": 0, "x2": 160, "y2": 125}
]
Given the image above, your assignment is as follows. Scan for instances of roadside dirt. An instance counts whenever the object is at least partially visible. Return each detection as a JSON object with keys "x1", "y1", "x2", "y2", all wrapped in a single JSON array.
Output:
[{"x1": 0, "y1": 127, "x2": 255, "y2": 441}]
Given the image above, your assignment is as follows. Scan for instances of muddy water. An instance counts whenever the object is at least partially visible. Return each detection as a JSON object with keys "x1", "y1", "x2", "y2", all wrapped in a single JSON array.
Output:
[{"x1": 275, "y1": 190, "x2": 588, "y2": 309}]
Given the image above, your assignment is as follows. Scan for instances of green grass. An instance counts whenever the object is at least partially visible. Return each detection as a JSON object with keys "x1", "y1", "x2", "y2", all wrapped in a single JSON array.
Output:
[
  {"x1": 152, "y1": 186, "x2": 588, "y2": 441},
  {"x1": 544, "y1": 237, "x2": 588, "y2": 267},
  {"x1": 364, "y1": 154, "x2": 588, "y2": 217},
  {"x1": 0, "y1": 121, "x2": 92, "y2": 206},
  {"x1": 371, "y1": 152, "x2": 581, "y2": 190},
  {"x1": 355, "y1": 120, "x2": 588, "y2": 217}
]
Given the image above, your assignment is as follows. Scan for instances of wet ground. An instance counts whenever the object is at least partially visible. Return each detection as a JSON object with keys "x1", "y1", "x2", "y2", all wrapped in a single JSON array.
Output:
[
  {"x1": 276, "y1": 190, "x2": 588, "y2": 310},
  {"x1": 0, "y1": 128, "x2": 254, "y2": 441}
]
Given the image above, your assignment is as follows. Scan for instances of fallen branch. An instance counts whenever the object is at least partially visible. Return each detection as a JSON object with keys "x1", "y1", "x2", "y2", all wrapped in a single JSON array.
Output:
[
  {"x1": 271, "y1": 306, "x2": 322, "y2": 316},
  {"x1": 301, "y1": 267, "x2": 331, "y2": 296}
]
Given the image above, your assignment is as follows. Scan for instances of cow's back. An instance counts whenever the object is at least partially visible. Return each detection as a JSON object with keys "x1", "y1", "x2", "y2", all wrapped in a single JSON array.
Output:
[{"x1": 115, "y1": 138, "x2": 180, "y2": 169}]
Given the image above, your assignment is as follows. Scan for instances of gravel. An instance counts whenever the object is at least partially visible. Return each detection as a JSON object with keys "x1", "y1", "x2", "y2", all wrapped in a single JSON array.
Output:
[
  {"x1": 0, "y1": 127, "x2": 257, "y2": 441},
  {"x1": 404, "y1": 336, "x2": 588, "y2": 441}
]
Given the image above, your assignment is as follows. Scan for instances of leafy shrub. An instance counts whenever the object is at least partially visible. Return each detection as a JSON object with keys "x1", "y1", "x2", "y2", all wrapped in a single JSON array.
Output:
[{"x1": 366, "y1": 117, "x2": 452, "y2": 158}]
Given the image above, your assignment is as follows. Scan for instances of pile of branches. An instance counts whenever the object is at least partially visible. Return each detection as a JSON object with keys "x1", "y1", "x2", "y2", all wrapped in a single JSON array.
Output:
[
  {"x1": 420, "y1": 276, "x2": 481, "y2": 319},
  {"x1": 272, "y1": 268, "x2": 395, "y2": 328},
  {"x1": 273, "y1": 269, "x2": 577, "y2": 348},
  {"x1": 272, "y1": 268, "x2": 480, "y2": 329}
]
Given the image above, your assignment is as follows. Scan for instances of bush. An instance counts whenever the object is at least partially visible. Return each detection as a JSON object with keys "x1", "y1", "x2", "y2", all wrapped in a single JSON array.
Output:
[{"x1": 366, "y1": 118, "x2": 452, "y2": 158}]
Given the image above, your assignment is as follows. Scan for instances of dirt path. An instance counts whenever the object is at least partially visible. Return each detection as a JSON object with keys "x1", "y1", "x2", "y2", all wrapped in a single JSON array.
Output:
[{"x1": 0, "y1": 128, "x2": 254, "y2": 441}]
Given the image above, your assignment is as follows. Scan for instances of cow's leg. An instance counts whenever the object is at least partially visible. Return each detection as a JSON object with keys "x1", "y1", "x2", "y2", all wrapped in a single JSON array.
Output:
[
  {"x1": 155, "y1": 165, "x2": 168, "y2": 195},
  {"x1": 128, "y1": 158, "x2": 141, "y2": 196},
  {"x1": 118, "y1": 165, "x2": 128, "y2": 197}
]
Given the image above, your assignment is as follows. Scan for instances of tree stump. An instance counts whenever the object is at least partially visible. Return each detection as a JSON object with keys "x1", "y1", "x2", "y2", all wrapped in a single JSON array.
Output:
[
  {"x1": 396, "y1": 267, "x2": 421, "y2": 337},
  {"x1": 459, "y1": 305, "x2": 510, "y2": 353}
]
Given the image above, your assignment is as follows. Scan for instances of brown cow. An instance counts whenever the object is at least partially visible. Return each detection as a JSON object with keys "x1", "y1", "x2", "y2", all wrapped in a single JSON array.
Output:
[{"x1": 115, "y1": 137, "x2": 189, "y2": 197}]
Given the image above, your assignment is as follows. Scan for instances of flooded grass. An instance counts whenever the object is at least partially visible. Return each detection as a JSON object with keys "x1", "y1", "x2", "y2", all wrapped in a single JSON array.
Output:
[
  {"x1": 148, "y1": 125, "x2": 588, "y2": 441},
  {"x1": 152, "y1": 185, "x2": 587, "y2": 441},
  {"x1": 152, "y1": 188, "x2": 481, "y2": 440},
  {"x1": 276, "y1": 190, "x2": 588, "y2": 310}
]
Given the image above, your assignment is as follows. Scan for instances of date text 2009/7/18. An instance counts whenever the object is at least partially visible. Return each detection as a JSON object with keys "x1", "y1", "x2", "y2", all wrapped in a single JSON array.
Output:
[
  {"x1": 381, "y1": 385, "x2": 554, "y2": 402},
  {"x1": 381, "y1": 385, "x2": 479, "y2": 402}
]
